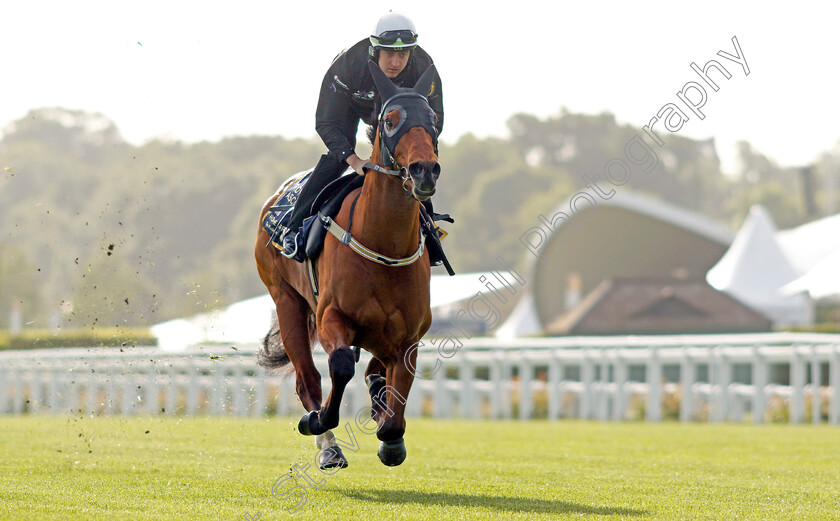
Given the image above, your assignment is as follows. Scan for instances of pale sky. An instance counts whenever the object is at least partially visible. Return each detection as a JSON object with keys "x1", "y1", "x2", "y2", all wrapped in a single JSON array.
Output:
[{"x1": 3, "y1": 1, "x2": 838, "y2": 175}]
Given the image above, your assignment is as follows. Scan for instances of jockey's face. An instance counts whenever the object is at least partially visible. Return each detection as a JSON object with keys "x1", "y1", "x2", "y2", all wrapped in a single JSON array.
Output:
[{"x1": 378, "y1": 49, "x2": 411, "y2": 79}]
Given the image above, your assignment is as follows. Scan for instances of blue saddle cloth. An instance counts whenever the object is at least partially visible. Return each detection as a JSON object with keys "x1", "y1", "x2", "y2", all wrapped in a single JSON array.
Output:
[
  {"x1": 262, "y1": 170, "x2": 310, "y2": 242},
  {"x1": 262, "y1": 171, "x2": 363, "y2": 262}
]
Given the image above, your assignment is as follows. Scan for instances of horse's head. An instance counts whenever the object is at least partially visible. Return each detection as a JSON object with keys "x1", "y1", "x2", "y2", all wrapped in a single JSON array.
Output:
[{"x1": 368, "y1": 61, "x2": 441, "y2": 202}]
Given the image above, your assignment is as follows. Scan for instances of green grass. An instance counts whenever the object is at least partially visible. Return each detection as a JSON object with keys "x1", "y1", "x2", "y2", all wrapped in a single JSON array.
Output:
[{"x1": 1, "y1": 416, "x2": 839, "y2": 520}]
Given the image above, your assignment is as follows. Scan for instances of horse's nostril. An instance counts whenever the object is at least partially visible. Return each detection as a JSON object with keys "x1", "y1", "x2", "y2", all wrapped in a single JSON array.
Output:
[{"x1": 409, "y1": 161, "x2": 440, "y2": 180}]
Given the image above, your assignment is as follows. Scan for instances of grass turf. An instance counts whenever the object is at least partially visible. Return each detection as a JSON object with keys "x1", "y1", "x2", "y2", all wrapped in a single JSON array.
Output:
[{"x1": 1, "y1": 416, "x2": 839, "y2": 520}]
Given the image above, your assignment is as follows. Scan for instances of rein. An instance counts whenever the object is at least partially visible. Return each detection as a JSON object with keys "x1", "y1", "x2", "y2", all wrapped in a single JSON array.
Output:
[{"x1": 363, "y1": 162, "x2": 414, "y2": 195}]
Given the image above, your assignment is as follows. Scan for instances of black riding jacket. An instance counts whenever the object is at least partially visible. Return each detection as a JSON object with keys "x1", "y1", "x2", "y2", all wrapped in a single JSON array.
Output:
[{"x1": 315, "y1": 38, "x2": 444, "y2": 164}]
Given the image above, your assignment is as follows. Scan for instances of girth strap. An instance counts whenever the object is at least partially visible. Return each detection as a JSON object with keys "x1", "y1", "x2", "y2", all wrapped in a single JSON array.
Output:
[{"x1": 306, "y1": 258, "x2": 319, "y2": 306}]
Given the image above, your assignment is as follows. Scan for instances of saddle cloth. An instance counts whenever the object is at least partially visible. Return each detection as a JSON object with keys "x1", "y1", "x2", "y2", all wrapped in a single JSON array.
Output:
[{"x1": 261, "y1": 169, "x2": 311, "y2": 245}]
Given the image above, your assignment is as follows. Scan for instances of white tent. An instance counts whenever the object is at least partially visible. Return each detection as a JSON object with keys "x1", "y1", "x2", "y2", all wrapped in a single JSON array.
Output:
[
  {"x1": 430, "y1": 271, "x2": 505, "y2": 309},
  {"x1": 777, "y1": 213, "x2": 840, "y2": 274},
  {"x1": 494, "y1": 292, "x2": 542, "y2": 339},
  {"x1": 780, "y1": 249, "x2": 840, "y2": 299},
  {"x1": 151, "y1": 294, "x2": 276, "y2": 352},
  {"x1": 706, "y1": 205, "x2": 812, "y2": 326},
  {"x1": 776, "y1": 212, "x2": 840, "y2": 299}
]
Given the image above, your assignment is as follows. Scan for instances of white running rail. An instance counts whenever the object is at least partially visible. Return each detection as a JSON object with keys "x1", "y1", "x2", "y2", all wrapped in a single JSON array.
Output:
[{"x1": 1, "y1": 332, "x2": 838, "y2": 424}]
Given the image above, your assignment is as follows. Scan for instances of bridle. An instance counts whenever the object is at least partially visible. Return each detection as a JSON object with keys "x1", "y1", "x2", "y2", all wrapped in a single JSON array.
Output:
[
  {"x1": 363, "y1": 161, "x2": 411, "y2": 194},
  {"x1": 370, "y1": 90, "x2": 439, "y2": 195}
]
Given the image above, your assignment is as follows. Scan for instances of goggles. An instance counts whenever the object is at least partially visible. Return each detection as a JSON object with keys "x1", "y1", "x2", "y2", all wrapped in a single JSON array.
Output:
[{"x1": 372, "y1": 30, "x2": 418, "y2": 47}]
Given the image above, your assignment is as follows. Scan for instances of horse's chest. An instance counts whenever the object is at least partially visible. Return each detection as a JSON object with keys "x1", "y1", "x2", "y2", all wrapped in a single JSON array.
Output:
[{"x1": 347, "y1": 293, "x2": 428, "y2": 346}]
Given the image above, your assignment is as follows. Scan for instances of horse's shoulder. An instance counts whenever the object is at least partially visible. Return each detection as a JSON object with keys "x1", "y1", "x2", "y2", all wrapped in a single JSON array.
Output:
[{"x1": 333, "y1": 186, "x2": 365, "y2": 222}]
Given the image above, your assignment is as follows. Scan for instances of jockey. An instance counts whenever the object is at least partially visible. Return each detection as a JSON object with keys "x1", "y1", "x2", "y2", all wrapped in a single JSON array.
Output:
[{"x1": 281, "y1": 11, "x2": 444, "y2": 256}]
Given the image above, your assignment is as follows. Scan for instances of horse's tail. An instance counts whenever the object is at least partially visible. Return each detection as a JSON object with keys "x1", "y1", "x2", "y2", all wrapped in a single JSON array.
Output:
[
  {"x1": 258, "y1": 314, "x2": 291, "y2": 370},
  {"x1": 257, "y1": 313, "x2": 318, "y2": 372}
]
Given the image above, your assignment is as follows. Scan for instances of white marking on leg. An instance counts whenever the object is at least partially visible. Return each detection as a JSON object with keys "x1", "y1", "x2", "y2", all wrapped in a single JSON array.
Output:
[{"x1": 315, "y1": 430, "x2": 337, "y2": 449}]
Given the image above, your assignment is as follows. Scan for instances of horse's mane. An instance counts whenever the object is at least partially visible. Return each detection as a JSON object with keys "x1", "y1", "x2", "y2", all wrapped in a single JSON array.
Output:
[{"x1": 366, "y1": 99, "x2": 381, "y2": 147}]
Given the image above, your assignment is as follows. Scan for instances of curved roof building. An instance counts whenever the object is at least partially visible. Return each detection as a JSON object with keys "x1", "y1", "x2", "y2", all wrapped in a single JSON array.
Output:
[{"x1": 499, "y1": 190, "x2": 737, "y2": 337}]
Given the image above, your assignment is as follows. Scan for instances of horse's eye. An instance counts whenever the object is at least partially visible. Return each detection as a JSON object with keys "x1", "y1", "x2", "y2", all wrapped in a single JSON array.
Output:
[{"x1": 383, "y1": 107, "x2": 403, "y2": 136}]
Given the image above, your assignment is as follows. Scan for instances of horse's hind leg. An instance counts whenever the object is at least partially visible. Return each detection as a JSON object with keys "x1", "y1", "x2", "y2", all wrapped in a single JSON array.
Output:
[
  {"x1": 298, "y1": 307, "x2": 356, "y2": 436},
  {"x1": 268, "y1": 286, "x2": 348, "y2": 468},
  {"x1": 364, "y1": 357, "x2": 387, "y2": 421},
  {"x1": 268, "y1": 285, "x2": 322, "y2": 413},
  {"x1": 314, "y1": 431, "x2": 349, "y2": 469}
]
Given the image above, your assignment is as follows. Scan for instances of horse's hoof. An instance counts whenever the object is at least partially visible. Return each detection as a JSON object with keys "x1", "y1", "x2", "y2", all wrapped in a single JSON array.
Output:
[
  {"x1": 319, "y1": 445, "x2": 349, "y2": 470},
  {"x1": 298, "y1": 410, "x2": 326, "y2": 436},
  {"x1": 378, "y1": 438, "x2": 406, "y2": 466}
]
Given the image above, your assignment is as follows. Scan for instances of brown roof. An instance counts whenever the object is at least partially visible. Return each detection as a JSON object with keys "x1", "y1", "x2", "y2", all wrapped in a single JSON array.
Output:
[{"x1": 546, "y1": 278, "x2": 772, "y2": 336}]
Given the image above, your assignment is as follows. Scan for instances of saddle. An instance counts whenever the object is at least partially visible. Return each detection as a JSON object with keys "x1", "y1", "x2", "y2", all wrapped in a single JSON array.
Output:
[
  {"x1": 262, "y1": 170, "x2": 361, "y2": 261},
  {"x1": 262, "y1": 172, "x2": 453, "y2": 272}
]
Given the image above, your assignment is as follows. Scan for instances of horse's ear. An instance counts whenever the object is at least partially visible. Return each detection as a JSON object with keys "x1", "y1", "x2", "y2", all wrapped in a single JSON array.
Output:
[
  {"x1": 413, "y1": 65, "x2": 438, "y2": 98},
  {"x1": 367, "y1": 60, "x2": 399, "y2": 101}
]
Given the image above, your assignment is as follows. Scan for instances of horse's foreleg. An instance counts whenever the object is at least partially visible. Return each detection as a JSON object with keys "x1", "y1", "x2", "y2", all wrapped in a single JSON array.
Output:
[
  {"x1": 299, "y1": 308, "x2": 357, "y2": 436},
  {"x1": 378, "y1": 355, "x2": 414, "y2": 441},
  {"x1": 375, "y1": 346, "x2": 417, "y2": 466}
]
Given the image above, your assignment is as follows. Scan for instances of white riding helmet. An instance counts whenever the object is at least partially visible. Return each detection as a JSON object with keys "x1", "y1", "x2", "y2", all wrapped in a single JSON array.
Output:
[{"x1": 370, "y1": 11, "x2": 418, "y2": 51}]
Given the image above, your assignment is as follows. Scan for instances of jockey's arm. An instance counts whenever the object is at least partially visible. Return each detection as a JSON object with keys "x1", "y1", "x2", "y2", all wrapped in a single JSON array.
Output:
[
  {"x1": 315, "y1": 85, "x2": 368, "y2": 175},
  {"x1": 428, "y1": 67, "x2": 444, "y2": 137},
  {"x1": 346, "y1": 154, "x2": 368, "y2": 175},
  {"x1": 315, "y1": 54, "x2": 364, "y2": 169}
]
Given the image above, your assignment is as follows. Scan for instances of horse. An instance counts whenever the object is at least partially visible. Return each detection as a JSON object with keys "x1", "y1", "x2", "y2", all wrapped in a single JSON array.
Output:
[{"x1": 254, "y1": 62, "x2": 441, "y2": 468}]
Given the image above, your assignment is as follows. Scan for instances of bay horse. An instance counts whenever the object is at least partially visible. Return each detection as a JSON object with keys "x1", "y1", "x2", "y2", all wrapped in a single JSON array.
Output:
[{"x1": 254, "y1": 62, "x2": 441, "y2": 468}]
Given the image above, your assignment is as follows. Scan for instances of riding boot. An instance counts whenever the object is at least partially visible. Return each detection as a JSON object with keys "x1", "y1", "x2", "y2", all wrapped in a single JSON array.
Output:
[
  {"x1": 421, "y1": 199, "x2": 454, "y2": 224},
  {"x1": 420, "y1": 198, "x2": 454, "y2": 271},
  {"x1": 285, "y1": 154, "x2": 346, "y2": 232},
  {"x1": 421, "y1": 199, "x2": 433, "y2": 217},
  {"x1": 280, "y1": 154, "x2": 346, "y2": 257}
]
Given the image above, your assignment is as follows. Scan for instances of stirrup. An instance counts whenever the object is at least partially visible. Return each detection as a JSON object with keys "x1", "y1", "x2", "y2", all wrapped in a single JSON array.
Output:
[{"x1": 278, "y1": 228, "x2": 299, "y2": 259}]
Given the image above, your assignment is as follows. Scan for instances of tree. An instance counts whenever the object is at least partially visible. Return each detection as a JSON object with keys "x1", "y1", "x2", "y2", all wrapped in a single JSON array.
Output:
[
  {"x1": 726, "y1": 141, "x2": 808, "y2": 228},
  {"x1": 2, "y1": 108, "x2": 125, "y2": 164},
  {"x1": 505, "y1": 109, "x2": 730, "y2": 220},
  {"x1": 0, "y1": 243, "x2": 42, "y2": 329},
  {"x1": 1, "y1": 105, "x2": 834, "y2": 330}
]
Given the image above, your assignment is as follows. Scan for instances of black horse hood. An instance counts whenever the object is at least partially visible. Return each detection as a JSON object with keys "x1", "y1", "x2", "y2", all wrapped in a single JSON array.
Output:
[{"x1": 367, "y1": 61, "x2": 439, "y2": 166}]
